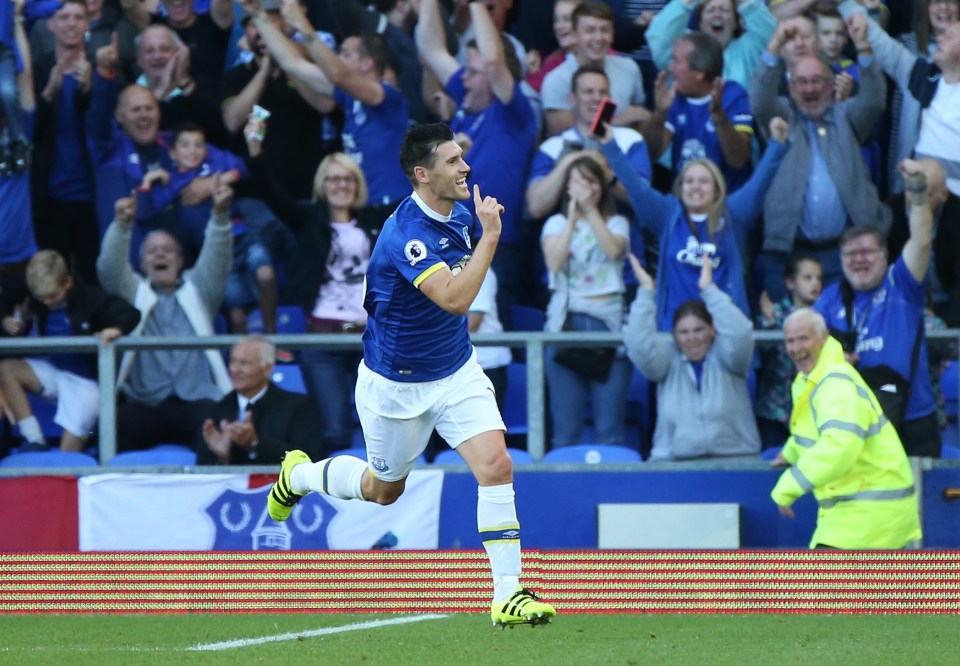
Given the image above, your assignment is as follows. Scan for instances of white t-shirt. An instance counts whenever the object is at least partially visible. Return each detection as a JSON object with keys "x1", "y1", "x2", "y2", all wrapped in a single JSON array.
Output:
[
  {"x1": 311, "y1": 220, "x2": 370, "y2": 323},
  {"x1": 541, "y1": 52, "x2": 646, "y2": 114},
  {"x1": 469, "y1": 269, "x2": 512, "y2": 370},
  {"x1": 541, "y1": 213, "x2": 631, "y2": 298},
  {"x1": 914, "y1": 80, "x2": 960, "y2": 196}
]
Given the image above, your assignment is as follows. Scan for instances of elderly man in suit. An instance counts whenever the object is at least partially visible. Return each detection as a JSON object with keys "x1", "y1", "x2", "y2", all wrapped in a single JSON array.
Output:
[{"x1": 200, "y1": 335, "x2": 322, "y2": 464}]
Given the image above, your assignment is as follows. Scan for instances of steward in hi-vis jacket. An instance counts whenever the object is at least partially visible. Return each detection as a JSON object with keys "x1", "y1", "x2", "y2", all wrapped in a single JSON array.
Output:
[{"x1": 771, "y1": 308, "x2": 922, "y2": 549}]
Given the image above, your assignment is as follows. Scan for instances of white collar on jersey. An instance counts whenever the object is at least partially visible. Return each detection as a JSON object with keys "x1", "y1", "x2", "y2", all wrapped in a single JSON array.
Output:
[{"x1": 411, "y1": 191, "x2": 453, "y2": 223}]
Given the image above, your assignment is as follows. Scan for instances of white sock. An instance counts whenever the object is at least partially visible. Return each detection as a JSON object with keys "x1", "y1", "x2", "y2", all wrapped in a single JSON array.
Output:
[
  {"x1": 478, "y1": 483, "x2": 522, "y2": 602},
  {"x1": 16, "y1": 416, "x2": 44, "y2": 445},
  {"x1": 290, "y1": 456, "x2": 366, "y2": 500}
]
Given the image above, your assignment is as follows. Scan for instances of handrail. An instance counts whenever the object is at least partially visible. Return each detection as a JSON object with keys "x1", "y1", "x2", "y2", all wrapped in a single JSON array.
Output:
[{"x1": 2, "y1": 329, "x2": 958, "y2": 463}]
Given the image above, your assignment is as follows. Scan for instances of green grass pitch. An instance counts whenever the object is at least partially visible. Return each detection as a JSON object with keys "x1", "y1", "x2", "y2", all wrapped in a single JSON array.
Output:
[{"x1": 2, "y1": 613, "x2": 958, "y2": 666}]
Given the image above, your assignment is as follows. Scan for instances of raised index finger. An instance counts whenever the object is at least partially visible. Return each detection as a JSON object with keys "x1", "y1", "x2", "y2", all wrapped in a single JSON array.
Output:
[{"x1": 473, "y1": 183, "x2": 482, "y2": 208}]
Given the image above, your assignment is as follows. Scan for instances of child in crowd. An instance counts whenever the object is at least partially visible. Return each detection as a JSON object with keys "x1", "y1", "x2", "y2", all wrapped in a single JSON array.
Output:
[
  {"x1": 142, "y1": 123, "x2": 278, "y2": 334},
  {"x1": 0, "y1": 250, "x2": 140, "y2": 451},
  {"x1": 754, "y1": 256, "x2": 823, "y2": 450}
]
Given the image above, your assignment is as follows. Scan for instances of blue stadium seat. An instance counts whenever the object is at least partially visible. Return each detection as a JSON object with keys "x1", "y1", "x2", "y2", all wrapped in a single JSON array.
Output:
[
  {"x1": 507, "y1": 448, "x2": 535, "y2": 463},
  {"x1": 624, "y1": 369, "x2": 651, "y2": 454},
  {"x1": 271, "y1": 364, "x2": 308, "y2": 394},
  {"x1": 247, "y1": 306, "x2": 307, "y2": 334},
  {"x1": 351, "y1": 427, "x2": 365, "y2": 448},
  {"x1": 329, "y1": 447, "x2": 426, "y2": 465},
  {"x1": 542, "y1": 444, "x2": 642, "y2": 463},
  {"x1": 941, "y1": 445, "x2": 960, "y2": 460},
  {"x1": 26, "y1": 393, "x2": 62, "y2": 439},
  {"x1": 107, "y1": 445, "x2": 197, "y2": 466},
  {"x1": 432, "y1": 447, "x2": 534, "y2": 465},
  {"x1": 432, "y1": 449, "x2": 463, "y2": 465},
  {"x1": 503, "y1": 363, "x2": 529, "y2": 435},
  {"x1": 941, "y1": 422, "x2": 958, "y2": 451},
  {"x1": 0, "y1": 450, "x2": 99, "y2": 468},
  {"x1": 760, "y1": 446, "x2": 784, "y2": 462}
]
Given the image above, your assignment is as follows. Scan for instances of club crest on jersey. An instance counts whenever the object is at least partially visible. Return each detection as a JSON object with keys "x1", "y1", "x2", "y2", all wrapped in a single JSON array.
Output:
[
  {"x1": 450, "y1": 255, "x2": 470, "y2": 276},
  {"x1": 461, "y1": 226, "x2": 471, "y2": 249},
  {"x1": 370, "y1": 456, "x2": 389, "y2": 473},
  {"x1": 404, "y1": 239, "x2": 427, "y2": 266}
]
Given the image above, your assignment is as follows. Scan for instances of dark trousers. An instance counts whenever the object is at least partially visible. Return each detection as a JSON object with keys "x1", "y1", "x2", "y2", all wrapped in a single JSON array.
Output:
[
  {"x1": 899, "y1": 411, "x2": 942, "y2": 458},
  {"x1": 116, "y1": 395, "x2": 216, "y2": 452},
  {"x1": 35, "y1": 198, "x2": 100, "y2": 286}
]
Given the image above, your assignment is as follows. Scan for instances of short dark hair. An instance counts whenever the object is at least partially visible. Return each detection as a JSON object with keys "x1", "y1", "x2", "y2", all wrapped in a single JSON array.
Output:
[
  {"x1": 399, "y1": 123, "x2": 454, "y2": 186},
  {"x1": 679, "y1": 32, "x2": 724, "y2": 81},
  {"x1": 693, "y1": 0, "x2": 744, "y2": 40},
  {"x1": 839, "y1": 224, "x2": 887, "y2": 249},
  {"x1": 572, "y1": 1, "x2": 615, "y2": 29},
  {"x1": 785, "y1": 255, "x2": 820, "y2": 280},
  {"x1": 812, "y1": 1, "x2": 844, "y2": 24},
  {"x1": 358, "y1": 33, "x2": 390, "y2": 76},
  {"x1": 571, "y1": 64, "x2": 608, "y2": 93},
  {"x1": 673, "y1": 299, "x2": 713, "y2": 331},
  {"x1": 172, "y1": 121, "x2": 205, "y2": 145}
]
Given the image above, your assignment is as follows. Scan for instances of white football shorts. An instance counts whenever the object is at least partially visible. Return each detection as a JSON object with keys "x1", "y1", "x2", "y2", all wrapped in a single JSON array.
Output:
[
  {"x1": 355, "y1": 348, "x2": 505, "y2": 481},
  {"x1": 25, "y1": 359, "x2": 100, "y2": 437}
]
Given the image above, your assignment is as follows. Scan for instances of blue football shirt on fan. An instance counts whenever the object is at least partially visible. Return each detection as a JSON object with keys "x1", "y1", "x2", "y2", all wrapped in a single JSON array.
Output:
[
  {"x1": 335, "y1": 83, "x2": 410, "y2": 205},
  {"x1": 666, "y1": 80, "x2": 753, "y2": 192}
]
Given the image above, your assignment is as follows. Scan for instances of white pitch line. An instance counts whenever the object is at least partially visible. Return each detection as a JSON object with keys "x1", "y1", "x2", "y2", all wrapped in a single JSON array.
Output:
[{"x1": 187, "y1": 614, "x2": 450, "y2": 652}]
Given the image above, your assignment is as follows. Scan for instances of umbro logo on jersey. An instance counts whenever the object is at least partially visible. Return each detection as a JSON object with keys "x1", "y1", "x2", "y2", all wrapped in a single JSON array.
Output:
[{"x1": 439, "y1": 237, "x2": 449, "y2": 248}]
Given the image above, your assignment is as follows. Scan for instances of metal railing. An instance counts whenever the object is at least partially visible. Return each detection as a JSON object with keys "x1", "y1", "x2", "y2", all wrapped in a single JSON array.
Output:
[{"x1": 2, "y1": 329, "x2": 958, "y2": 463}]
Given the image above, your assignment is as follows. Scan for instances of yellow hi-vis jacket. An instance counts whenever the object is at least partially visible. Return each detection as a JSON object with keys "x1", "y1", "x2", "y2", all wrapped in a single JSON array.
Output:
[{"x1": 771, "y1": 336, "x2": 922, "y2": 549}]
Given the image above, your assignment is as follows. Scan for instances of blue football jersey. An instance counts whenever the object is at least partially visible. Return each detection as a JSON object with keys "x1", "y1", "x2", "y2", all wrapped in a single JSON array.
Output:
[{"x1": 362, "y1": 193, "x2": 482, "y2": 382}]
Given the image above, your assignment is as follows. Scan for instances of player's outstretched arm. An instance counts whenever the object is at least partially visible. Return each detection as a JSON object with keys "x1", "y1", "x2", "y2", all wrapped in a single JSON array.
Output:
[{"x1": 419, "y1": 185, "x2": 502, "y2": 316}]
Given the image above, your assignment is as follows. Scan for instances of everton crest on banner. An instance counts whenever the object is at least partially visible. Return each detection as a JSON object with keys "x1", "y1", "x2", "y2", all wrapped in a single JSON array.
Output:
[{"x1": 77, "y1": 472, "x2": 443, "y2": 551}]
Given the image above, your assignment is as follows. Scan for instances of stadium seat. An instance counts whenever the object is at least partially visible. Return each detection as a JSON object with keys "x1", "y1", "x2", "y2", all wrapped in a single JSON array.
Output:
[
  {"x1": 432, "y1": 447, "x2": 535, "y2": 465},
  {"x1": 271, "y1": 364, "x2": 308, "y2": 394},
  {"x1": 26, "y1": 393, "x2": 63, "y2": 439},
  {"x1": 247, "y1": 306, "x2": 307, "y2": 334},
  {"x1": 760, "y1": 446, "x2": 784, "y2": 462},
  {"x1": 941, "y1": 445, "x2": 960, "y2": 460},
  {"x1": 432, "y1": 448, "x2": 462, "y2": 465},
  {"x1": 351, "y1": 427, "x2": 365, "y2": 448},
  {"x1": 329, "y1": 447, "x2": 427, "y2": 465},
  {"x1": 942, "y1": 422, "x2": 959, "y2": 451},
  {"x1": 506, "y1": 448, "x2": 535, "y2": 463},
  {"x1": 503, "y1": 363, "x2": 529, "y2": 435},
  {"x1": 0, "y1": 450, "x2": 99, "y2": 468},
  {"x1": 542, "y1": 444, "x2": 642, "y2": 463},
  {"x1": 107, "y1": 445, "x2": 197, "y2": 466},
  {"x1": 941, "y1": 361, "x2": 958, "y2": 420}
]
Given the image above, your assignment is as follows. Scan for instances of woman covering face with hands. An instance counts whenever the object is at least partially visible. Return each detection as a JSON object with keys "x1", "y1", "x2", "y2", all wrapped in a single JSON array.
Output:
[{"x1": 540, "y1": 155, "x2": 634, "y2": 451}]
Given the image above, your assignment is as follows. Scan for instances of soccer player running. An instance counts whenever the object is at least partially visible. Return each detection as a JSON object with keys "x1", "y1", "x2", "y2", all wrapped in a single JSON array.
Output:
[{"x1": 266, "y1": 123, "x2": 556, "y2": 627}]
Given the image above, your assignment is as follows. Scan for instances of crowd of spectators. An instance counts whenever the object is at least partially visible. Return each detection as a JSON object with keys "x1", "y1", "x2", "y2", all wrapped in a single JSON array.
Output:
[{"x1": 0, "y1": 0, "x2": 957, "y2": 463}]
